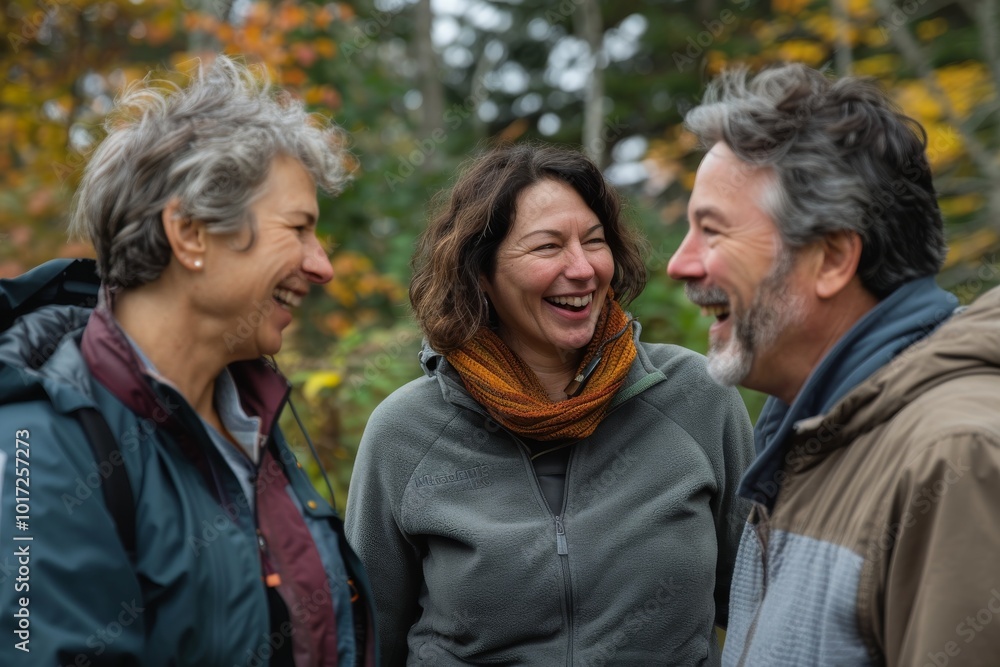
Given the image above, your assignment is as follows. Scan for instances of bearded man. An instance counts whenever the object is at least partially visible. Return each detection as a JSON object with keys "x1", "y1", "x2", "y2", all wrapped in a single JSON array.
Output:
[{"x1": 668, "y1": 62, "x2": 1000, "y2": 666}]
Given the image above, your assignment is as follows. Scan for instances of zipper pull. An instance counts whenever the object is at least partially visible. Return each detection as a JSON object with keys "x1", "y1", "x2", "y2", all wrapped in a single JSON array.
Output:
[{"x1": 555, "y1": 516, "x2": 568, "y2": 555}]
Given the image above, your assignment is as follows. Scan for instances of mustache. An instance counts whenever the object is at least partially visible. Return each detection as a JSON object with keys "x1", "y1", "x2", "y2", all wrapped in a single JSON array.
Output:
[{"x1": 684, "y1": 283, "x2": 729, "y2": 307}]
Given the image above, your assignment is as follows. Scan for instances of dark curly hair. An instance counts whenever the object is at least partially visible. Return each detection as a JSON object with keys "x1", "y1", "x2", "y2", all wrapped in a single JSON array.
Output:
[{"x1": 410, "y1": 142, "x2": 649, "y2": 352}]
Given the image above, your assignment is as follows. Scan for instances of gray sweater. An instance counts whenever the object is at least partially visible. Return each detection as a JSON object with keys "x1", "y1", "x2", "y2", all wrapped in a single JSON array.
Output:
[{"x1": 345, "y1": 330, "x2": 754, "y2": 666}]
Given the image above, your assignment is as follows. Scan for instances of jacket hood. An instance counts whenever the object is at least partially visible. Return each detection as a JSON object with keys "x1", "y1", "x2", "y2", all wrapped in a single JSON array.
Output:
[
  {"x1": 0, "y1": 259, "x2": 101, "y2": 410},
  {"x1": 0, "y1": 305, "x2": 95, "y2": 408},
  {"x1": 797, "y1": 283, "x2": 1000, "y2": 448}
]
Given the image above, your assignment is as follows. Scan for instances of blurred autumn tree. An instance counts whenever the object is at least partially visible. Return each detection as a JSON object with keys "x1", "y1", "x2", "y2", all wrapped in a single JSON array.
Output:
[{"x1": 3, "y1": 0, "x2": 998, "y2": 508}]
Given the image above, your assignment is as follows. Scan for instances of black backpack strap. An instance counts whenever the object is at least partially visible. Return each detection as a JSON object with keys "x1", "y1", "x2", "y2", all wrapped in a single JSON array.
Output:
[{"x1": 76, "y1": 408, "x2": 137, "y2": 558}]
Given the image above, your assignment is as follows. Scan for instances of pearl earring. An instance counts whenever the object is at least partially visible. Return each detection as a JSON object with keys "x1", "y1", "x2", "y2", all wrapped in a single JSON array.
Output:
[{"x1": 193, "y1": 259, "x2": 203, "y2": 268}]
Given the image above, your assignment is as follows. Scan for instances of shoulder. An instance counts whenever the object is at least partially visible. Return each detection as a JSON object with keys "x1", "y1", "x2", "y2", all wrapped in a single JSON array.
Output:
[
  {"x1": 622, "y1": 341, "x2": 751, "y2": 463},
  {"x1": 0, "y1": 401, "x2": 86, "y2": 460},
  {"x1": 357, "y1": 373, "x2": 465, "y2": 465},
  {"x1": 635, "y1": 340, "x2": 744, "y2": 407},
  {"x1": 367, "y1": 374, "x2": 456, "y2": 430},
  {"x1": 885, "y1": 372, "x2": 1000, "y2": 454}
]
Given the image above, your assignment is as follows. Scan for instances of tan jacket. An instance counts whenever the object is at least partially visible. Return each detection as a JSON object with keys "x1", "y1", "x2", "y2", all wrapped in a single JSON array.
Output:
[{"x1": 724, "y1": 285, "x2": 1000, "y2": 666}]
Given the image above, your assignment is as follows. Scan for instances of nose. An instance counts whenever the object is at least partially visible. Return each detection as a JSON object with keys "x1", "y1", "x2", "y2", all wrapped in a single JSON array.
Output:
[
  {"x1": 666, "y1": 231, "x2": 705, "y2": 282},
  {"x1": 564, "y1": 243, "x2": 596, "y2": 281},
  {"x1": 303, "y1": 235, "x2": 334, "y2": 285}
]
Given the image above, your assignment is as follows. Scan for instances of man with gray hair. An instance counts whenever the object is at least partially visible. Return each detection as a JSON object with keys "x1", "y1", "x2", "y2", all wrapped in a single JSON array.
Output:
[{"x1": 668, "y1": 62, "x2": 1000, "y2": 665}]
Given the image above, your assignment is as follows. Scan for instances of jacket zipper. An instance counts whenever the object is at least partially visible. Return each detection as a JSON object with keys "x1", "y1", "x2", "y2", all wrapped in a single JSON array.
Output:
[
  {"x1": 735, "y1": 504, "x2": 771, "y2": 667},
  {"x1": 506, "y1": 429, "x2": 576, "y2": 666},
  {"x1": 554, "y1": 514, "x2": 574, "y2": 667},
  {"x1": 446, "y1": 396, "x2": 588, "y2": 665}
]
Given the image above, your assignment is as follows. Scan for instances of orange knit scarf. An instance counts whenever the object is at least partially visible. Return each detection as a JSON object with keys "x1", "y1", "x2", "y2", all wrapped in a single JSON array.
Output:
[{"x1": 446, "y1": 297, "x2": 636, "y2": 441}]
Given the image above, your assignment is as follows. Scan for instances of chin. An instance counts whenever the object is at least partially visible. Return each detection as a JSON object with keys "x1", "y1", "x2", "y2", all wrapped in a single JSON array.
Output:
[
  {"x1": 705, "y1": 346, "x2": 752, "y2": 387},
  {"x1": 557, "y1": 336, "x2": 594, "y2": 353}
]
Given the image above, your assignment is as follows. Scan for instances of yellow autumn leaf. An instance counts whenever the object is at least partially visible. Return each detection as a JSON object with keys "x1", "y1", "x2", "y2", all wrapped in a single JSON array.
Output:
[
  {"x1": 853, "y1": 54, "x2": 900, "y2": 78},
  {"x1": 938, "y1": 193, "x2": 984, "y2": 220},
  {"x1": 895, "y1": 81, "x2": 942, "y2": 124},
  {"x1": 805, "y1": 14, "x2": 838, "y2": 43},
  {"x1": 847, "y1": 0, "x2": 875, "y2": 18},
  {"x1": 916, "y1": 18, "x2": 948, "y2": 41},
  {"x1": 773, "y1": 0, "x2": 812, "y2": 15},
  {"x1": 775, "y1": 40, "x2": 827, "y2": 67},
  {"x1": 303, "y1": 371, "x2": 342, "y2": 400},
  {"x1": 944, "y1": 227, "x2": 1000, "y2": 268},
  {"x1": 924, "y1": 121, "x2": 964, "y2": 170}
]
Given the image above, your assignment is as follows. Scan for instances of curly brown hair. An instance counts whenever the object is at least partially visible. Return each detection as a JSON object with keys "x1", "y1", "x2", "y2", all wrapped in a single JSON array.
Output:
[{"x1": 410, "y1": 142, "x2": 649, "y2": 353}]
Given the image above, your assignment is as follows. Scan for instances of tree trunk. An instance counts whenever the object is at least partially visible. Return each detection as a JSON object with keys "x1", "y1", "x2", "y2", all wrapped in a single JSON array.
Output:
[
  {"x1": 832, "y1": 0, "x2": 852, "y2": 75},
  {"x1": 415, "y1": 0, "x2": 445, "y2": 170},
  {"x1": 576, "y1": 0, "x2": 605, "y2": 165}
]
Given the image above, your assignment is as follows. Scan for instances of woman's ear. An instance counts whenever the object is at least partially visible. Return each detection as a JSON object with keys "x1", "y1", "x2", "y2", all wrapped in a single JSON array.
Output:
[
  {"x1": 815, "y1": 230, "x2": 863, "y2": 300},
  {"x1": 161, "y1": 199, "x2": 207, "y2": 271}
]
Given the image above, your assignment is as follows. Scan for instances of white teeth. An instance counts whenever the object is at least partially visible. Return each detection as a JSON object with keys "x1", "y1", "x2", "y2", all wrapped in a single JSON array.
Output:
[
  {"x1": 273, "y1": 288, "x2": 302, "y2": 309},
  {"x1": 700, "y1": 304, "x2": 729, "y2": 318},
  {"x1": 548, "y1": 293, "x2": 593, "y2": 308}
]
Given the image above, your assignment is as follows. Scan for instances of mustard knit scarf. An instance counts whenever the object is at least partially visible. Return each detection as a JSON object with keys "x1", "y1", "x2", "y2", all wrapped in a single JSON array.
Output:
[{"x1": 446, "y1": 297, "x2": 636, "y2": 441}]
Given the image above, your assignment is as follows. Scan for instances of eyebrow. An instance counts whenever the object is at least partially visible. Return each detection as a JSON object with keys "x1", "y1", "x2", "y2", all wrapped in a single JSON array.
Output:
[
  {"x1": 287, "y1": 210, "x2": 318, "y2": 226},
  {"x1": 519, "y1": 223, "x2": 605, "y2": 240},
  {"x1": 691, "y1": 207, "x2": 728, "y2": 227}
]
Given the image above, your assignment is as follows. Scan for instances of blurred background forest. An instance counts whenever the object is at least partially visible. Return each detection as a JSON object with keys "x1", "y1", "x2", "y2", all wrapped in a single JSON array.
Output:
[{"x1": 3, "y1": 0, "x2": 999, "y2": 509}]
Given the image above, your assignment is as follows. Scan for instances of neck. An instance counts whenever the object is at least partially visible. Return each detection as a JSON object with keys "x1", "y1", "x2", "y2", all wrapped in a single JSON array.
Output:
[
  {"x1": 113, "y1": 281, "x2": 229, "y2": 423},
  {"x1": 507, "y1": 341, "x2": 582, "y2": 402}
]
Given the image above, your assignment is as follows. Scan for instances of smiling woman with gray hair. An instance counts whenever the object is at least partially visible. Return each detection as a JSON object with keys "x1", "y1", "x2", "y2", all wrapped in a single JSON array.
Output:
[{"x1": 0, "y1": 55, "x2": 377, "y2": 666}]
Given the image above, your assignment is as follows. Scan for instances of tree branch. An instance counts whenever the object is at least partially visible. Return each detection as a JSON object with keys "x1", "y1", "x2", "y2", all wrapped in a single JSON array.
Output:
[{"x1": 874, "y1": 0, "x2": 1000, "y2": 181}]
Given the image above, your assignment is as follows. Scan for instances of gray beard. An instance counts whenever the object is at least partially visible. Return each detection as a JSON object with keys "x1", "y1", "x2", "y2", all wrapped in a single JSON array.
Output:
[{"x1": 706, "y1": 252, "x2": 802, "y2": 387}]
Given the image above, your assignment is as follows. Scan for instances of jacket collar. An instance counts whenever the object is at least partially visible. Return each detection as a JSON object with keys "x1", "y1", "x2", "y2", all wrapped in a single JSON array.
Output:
[
  {"x1": 80, "y1": 286, "x2": 290, "y2": 442},
  {"x1": 741, "y1": 276, "x2": 959, "y2": 508}
]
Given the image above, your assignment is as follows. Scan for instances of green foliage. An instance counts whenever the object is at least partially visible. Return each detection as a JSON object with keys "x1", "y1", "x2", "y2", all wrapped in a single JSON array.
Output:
[
  {"x1": 279, "y1": 321, "x2": 423, "y2": 512},
  {"x1": 5, "y1": 0, "x2": 996, "y2": 500}
]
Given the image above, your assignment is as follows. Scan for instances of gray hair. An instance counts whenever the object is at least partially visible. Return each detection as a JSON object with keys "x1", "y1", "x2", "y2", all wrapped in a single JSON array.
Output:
[
  {"x1": 685, "y1": 63, "x2": 946, "y2": 298},
  {"x1": 69, "y1": 55, "x2": 351, "y2": 289}
]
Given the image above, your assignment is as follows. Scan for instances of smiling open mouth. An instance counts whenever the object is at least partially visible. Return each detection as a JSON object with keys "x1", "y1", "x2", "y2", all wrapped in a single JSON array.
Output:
[
  {"x1": 546, "y1": 293, "x2": 593, "y2": 312},
  {"x1": 701, "y1": 304, "x2": 730, "y2": 322},
  {"x1": 273, "y1": 287, "x2": 302, "y2": 311}
]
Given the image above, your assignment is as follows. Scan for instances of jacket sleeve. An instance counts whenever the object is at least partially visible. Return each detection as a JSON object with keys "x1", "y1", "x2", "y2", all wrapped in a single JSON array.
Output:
[
  {"x1": 712, "y1": 386, "x2": 755, "y2": 629},
  {"x1": 880, "y1": 432, "x2": 1000, "y2": 666},
  {"x1": 0, "y1": 404, "x2": 144, "y2": 665},
  {"x1": 345, "y1": 396, "x2": 427, "y2": 667}
]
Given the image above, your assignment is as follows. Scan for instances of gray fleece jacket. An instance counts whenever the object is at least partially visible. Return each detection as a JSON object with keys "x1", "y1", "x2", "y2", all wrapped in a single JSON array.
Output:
[{"x1": 345, "y1": 328, "x2": 754, "y2": 666}]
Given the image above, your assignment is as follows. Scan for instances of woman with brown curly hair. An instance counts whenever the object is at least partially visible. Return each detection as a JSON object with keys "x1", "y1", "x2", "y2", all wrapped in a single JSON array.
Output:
[{"x1": 346, "y1": 143, "x2": 753, "y2": 666}]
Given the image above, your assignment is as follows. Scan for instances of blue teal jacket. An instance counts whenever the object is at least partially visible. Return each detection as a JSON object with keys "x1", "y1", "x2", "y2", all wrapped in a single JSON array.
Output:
[{"x1": 0, "y1": 259, "x2": 377, "y2": 666}]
